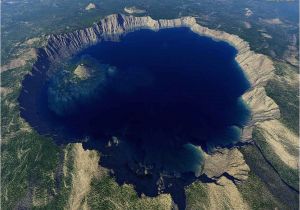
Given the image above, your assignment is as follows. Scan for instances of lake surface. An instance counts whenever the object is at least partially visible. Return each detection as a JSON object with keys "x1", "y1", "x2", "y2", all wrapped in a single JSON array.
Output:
[{"x1": 19, "y1": 27, "x2": 251, "y2": 209}]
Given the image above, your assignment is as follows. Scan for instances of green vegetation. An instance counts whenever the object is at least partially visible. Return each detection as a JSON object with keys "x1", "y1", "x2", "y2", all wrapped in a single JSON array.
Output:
[
  {"x1": 34, "y1": 145, "x2": 75, "y2": 210},
  {"x1": 1, "y1": 57, "x2": 71, "y2": 209},
  {"x1": 185, "y1": 181, "x2": 209, "y2": 210},
  {"x1": 1, "y1": 131, "x2": 60, "y2": 209},
  {"x1": 87, "y1": 175, "x2": 171, "y2": 210},
  {"x1": 237, "y1": 172, "x2": 283, "y2": 210},
  {"x1": 253, "y1": 129, "x2": 299, "y2": 190},
  {"x1": 2, "y1": 130, "x2": 78, "y2": 210},
  {"x1": 265, "y1": 62, "x2": 299, "y2": 134},
  {"x1": 273, "y1": 61, "x2": 299, "y2": 76},
  {"x1": 240, "y1": 141, "x2": 299, "y2": 210}
]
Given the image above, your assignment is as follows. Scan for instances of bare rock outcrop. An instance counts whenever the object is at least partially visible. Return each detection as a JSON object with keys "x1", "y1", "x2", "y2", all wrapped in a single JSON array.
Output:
[
  {"x1": 206, "y1": 176, "x2": 250, "y2": 210},
  {"x1": 257, "y1": 120, "x2": 299, "y2": 169},
  {"x1": 66, "y1": 143, "x2": 101, "y2": 210},
  {"x1": 85, "y1": 3, "x2": 96, "y2": 11},
  {"x1": 1, "y1": 48, "x2": 37, "y2": 72},
  {"x1": 124, "y1": 6, "x2": 146, "y2": 14},
  {"x1": 203, "y1": 148, "x2": 250, "y2": 184}
]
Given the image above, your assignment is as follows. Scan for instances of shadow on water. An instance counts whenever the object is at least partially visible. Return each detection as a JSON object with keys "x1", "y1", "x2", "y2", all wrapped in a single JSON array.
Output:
[{"x1": 19, "y1": 27, "x2": 251, "y2": 209}]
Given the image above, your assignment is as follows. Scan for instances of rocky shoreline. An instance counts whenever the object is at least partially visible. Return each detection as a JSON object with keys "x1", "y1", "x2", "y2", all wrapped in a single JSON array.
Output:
[{"x1": 24, "y1": 13, "x2": 281, "y2": 184}]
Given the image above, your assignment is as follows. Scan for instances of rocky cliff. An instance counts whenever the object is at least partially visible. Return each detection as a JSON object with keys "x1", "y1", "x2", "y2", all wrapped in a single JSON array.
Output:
[{"x1": 33, "y1": 13, "x2": 281, "y2": 183}]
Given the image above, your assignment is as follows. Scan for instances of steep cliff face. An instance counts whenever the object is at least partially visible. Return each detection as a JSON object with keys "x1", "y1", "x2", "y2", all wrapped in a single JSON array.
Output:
[
  {"x1": 31, "y1": 14, "x2": 281, "y2": 183},
  {"x1": 43, "y1": 14, "x2": 195, "y2": 61}
]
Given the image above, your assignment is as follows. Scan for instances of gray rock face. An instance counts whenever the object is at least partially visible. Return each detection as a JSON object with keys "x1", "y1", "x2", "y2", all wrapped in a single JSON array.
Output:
[
  {"x1": 124, "y1": 6, "x2": 146, "y2": 14},
  {"x1": 202, "y1": 148, "x2": 250, "y2": 184},
  {"x1": 43, "y1": 14, "x2": 196, "y2": 61},
  {"x1": 38, "y1": 13, "x2": 280, "y2": 183}
]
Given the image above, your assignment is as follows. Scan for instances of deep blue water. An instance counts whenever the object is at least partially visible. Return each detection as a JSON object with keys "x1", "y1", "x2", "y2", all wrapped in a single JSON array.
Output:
[
  {"x1": 19, "y1": 27, "x2": 251, "y2": 209},
  {"x1": 69, "y1": 28, "x2": 250, "y2": 147}
]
